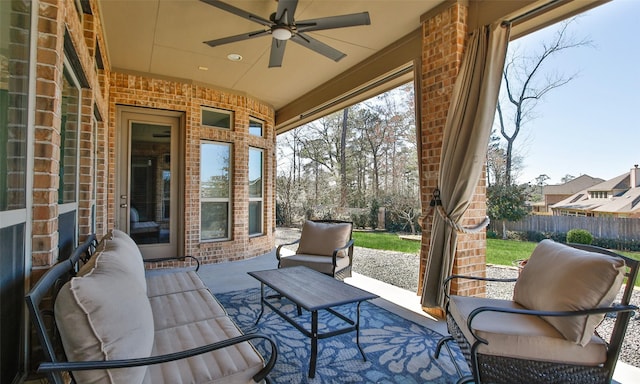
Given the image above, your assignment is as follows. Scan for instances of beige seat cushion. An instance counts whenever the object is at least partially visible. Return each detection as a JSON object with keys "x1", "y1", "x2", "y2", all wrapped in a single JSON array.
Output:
[
  {"x1": 145, "y1": 317, "x2": 265, "y2": 384},
  {"x1": 146, "y1": 270, "x2": 207, "y2": 297},
  {"x1": 296, "y1": 220, "x2": 352, "y2": 257},
  {"x1": 279, "y1": 252, "x2": 351, "y2": 275},
  {"x1": 449, "y1": 295, "x2": 607, "y2": 366},
  {"x1": 513, "y1": 240, "x2": 625, "y2": 346},
  {"x1": 150, "y1": 289, "x2": 227, "y2": 330},
  {"x1": 55, "y1": 248, "x2": 154, "y2": 384}
]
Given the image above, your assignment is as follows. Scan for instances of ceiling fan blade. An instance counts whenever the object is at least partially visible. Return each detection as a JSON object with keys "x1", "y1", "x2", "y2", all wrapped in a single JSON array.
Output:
[
  {"x1": 291, "y1": 33, "x2": 346, "y2": 62},
  {"x1": 268, "y1": 39, "x2": 287, "y2": 68},
  {"x1": 296, "y1": 12, "x2": 371, "y2": 32},
  {"x1": 275, "y1": 0, "x2": 298, "y2": 25},
  {"x1": 204, "y1": 29, "x2": 270, "y2": 47},
  {"x1": 200, "y1": 0, "x2": 272, "y2": 27}
]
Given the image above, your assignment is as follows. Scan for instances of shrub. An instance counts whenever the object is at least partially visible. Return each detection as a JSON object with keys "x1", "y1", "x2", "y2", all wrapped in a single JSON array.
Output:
[
  {"x1": 506, "y1": 231, "x2": 528, "y2": 241},
  {"x1": 486, "y1": 230, "x2": 498, "y2": 239},
  {"x1": 567, "y1": 229, "x2": 593, "y2": 245}
]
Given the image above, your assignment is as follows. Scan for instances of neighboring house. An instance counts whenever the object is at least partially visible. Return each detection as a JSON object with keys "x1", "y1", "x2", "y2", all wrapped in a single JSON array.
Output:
[
  {"x1": 531, "y1": 175, "x2": 604, "y2": 214},
  {"x1": 551, "y1": 166, "x2": 640, "y2": 218}
]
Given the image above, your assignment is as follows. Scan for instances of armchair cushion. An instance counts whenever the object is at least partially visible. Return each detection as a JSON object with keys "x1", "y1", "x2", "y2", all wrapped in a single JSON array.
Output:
[
  {"x1": 279, "y1": 253, "x2": 352, "y2": 275},
  {"x1": 513, "y1": 240, "x2": 625, "y2": 346},
  {"x1": 296, "y1": 220, "x2": 352, "y2": 257},
  {"x1": 449, "y1": 295, "x2": 607, "y2": 365}
]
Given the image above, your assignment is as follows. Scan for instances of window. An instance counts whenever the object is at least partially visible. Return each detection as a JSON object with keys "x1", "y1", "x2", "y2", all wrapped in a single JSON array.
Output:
[
  {"x1": 59, "y1": 67, "x2": 80, "y2": 204},
  {"x1": 249, "y1": 118, "x2": 263, "y2": 137},
  {"x1": 201, "y1": 142, "x2": 231, "y2": 241},
  {"x1": 201, "y1": 107, "x2": 232, "y2": 129},
  {"x1": 249, "y1": 147, "x2": 263, "y2": 236},
  {"x1": 0, "y1": 1, "x2": 31, "y2": 381}
]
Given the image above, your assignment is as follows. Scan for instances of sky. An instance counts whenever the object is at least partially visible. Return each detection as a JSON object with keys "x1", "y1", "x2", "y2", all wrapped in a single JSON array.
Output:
[{"x1": 506, "y1": 0, "x2": 639, "y2": 186}]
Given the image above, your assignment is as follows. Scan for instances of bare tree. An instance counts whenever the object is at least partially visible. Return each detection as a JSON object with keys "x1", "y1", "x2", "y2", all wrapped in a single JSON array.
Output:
[
  {"x1": 496, "y1": 18, "x2": 591, "y2": 185},
  {"x1": 340, "y1": 108, "x2": 349, "y2": 207}
]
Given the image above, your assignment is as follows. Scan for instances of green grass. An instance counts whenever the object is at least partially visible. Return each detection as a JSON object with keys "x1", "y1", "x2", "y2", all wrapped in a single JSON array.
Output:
[
  {"x1": 486, "y1": 238, "x2": 537, "y2": 265},
  {"x1": 353, "y1": 231, "x2": 640, "y2": 285},
  {"x1": 352, "y1": 231, "x2": 421, "y2": 254}
]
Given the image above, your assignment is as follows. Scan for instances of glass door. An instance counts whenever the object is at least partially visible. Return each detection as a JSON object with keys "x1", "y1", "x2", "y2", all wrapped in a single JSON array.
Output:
[{"x1": 117, "y1": 109, "x2": 181, "y2": 259}]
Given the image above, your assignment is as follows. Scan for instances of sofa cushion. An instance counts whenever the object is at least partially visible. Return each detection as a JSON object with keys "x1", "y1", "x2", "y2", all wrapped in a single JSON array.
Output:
[
  {"x1": 145, "y1": 317, "x2": 265, "y2": 384},
  {"x1": 99, "y1": 229, "x2": 147, "y2": 293},
  {"x1": 296, "y1": 220, "x2": 352, "y2": 257},
  {"x1": 150, "y1": 289, "x2": 228, "y2": 330},
  {"x1": 513, "y1": 240, "x2": 625, "y2": 346},
  {"x1": 449, "y1": 295, "x2": 607, "y2": 365},
  {"x1": 146, "y1": 270, "x2": 207, "y2": 297},
  {"x1": 55, "y1": 248, "x2": 154, "y2": 384}
]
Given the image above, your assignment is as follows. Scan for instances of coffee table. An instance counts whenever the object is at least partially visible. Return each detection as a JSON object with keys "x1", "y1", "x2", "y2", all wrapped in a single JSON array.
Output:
[{"x1": 248, "y1": 266, "x2": 378, "y2": 378}]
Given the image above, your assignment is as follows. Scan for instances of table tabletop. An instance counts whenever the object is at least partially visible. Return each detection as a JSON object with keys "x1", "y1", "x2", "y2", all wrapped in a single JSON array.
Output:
[{"x1": 248, "y1": 266, "x2": 378, "y2": 311}]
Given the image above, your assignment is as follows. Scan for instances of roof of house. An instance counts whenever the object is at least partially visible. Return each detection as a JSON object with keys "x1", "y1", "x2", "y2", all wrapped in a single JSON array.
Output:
[
  {"x1": 592, "y1": 188, "x2": 640, "y2": 213},
  {"x1": 543, "y1": 174, "x2": 604, "y2": 195},
  {"x1": 586, "y1": 173, "x2": 630, "y2": 193},
  {"x1": 551, "y1": 171, "x2": 640, "y2": 214}
]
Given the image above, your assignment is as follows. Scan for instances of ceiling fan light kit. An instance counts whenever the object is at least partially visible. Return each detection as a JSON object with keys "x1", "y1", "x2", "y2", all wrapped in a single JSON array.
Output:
[
  {"x1": 271, "y1": 27, "x2": 292, "y2": 41},
  {"x1": 201, "y1": 0, "x2": 370, "y2": 68}
]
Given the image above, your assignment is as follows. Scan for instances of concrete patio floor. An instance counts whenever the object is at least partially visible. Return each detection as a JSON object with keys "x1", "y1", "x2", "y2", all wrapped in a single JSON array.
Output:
[{"x1": 195, "y1": 249, "x2": 640, "y2": 384}]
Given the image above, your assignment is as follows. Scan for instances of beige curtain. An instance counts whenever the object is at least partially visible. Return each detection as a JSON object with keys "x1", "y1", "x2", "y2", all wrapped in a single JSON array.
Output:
[{"x1": 421, "y1": 22, "x2": 511, "y2": 309}]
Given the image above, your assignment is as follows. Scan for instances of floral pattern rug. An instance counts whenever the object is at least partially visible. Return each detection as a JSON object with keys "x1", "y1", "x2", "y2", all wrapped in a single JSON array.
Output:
[{"x1": 216, "y1": 288, "x2": 468, "y2": 383}]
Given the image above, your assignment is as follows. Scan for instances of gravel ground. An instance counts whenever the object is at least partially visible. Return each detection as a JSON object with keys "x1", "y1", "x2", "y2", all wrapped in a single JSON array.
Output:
[{"x1": 276, "y1": 227, "x2": 640, "y2": 367}]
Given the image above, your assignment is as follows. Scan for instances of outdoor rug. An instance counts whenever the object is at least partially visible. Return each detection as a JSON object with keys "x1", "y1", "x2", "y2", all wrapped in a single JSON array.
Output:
[{"x1": 216, "y1": 288, "x2": 468, "y2": 383}]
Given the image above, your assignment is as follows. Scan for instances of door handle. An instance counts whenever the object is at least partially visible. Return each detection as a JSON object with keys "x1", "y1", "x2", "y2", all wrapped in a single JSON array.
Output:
[{"x1": 120, "y1": 203, "x2": 128, "y2": 208}]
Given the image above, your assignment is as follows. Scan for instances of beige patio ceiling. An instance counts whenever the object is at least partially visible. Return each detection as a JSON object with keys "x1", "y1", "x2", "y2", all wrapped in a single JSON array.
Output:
[
  {"x1": 99, "y1": 0, "x2": 604, "y2": 131},
  {"x1": 99, "y1": 0, "x2": 443, "y2": 115}
]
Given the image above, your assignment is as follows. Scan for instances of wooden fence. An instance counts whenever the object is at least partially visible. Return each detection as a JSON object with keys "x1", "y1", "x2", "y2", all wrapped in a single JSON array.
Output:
[{"x1": 504, "y1": 215, "x2": 640, "y2": 241}]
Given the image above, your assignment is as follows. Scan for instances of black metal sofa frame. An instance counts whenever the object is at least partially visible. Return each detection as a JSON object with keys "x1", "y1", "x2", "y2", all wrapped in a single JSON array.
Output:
[
  {"x1": 435, "y1": 242, "x2": 639, "y2": 384},
  {"x1": 26, "y1": 234, "x2": 277, "y2": 384}
]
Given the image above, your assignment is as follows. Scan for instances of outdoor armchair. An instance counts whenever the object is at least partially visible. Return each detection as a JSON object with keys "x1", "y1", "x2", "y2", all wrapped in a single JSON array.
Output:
[
  {"x1": 435, "y1": 239, "x2": 639, "y2": 384},
  {"x1": 276, "y1": 220, "x2": 354, "y2": 279}
]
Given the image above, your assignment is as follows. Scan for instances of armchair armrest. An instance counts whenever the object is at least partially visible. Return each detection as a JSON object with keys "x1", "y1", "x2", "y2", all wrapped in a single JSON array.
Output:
[
  {"x1": 143, "y1": 255, "x2": 200, "y2": 272},
  {"x1": 276, "y1": 239, "x2": 300, "y2": 260},
  {"x1": 331, "y1": 239, "x2": 355, "y2": 267},
  {"x1": 38, "y1": 333, "x2": 278, "y2": 383},
  {"x1": 466, "y1": 304, "x2": 639, "y2": 345},
  {"x1": 443, "y1": 274, "x2": 517, "y2": 300}
]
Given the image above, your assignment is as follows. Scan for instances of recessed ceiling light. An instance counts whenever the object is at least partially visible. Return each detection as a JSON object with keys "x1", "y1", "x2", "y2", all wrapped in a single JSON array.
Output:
[
  {"x1": 227, "y1": 53, "x2": 243, "y2": 62},
  {"x1": 198, "y1": 66, "x2": 209, "y2": 71}
]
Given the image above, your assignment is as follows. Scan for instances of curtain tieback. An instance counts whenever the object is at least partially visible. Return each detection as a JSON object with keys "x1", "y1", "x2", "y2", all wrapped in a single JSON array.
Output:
[{"x1": 430, "y1": 189, "x2": 490, "y2": 234}]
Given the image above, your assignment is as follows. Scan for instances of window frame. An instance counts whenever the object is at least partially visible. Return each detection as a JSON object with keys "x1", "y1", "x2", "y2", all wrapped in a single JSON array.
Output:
[
  {"x1": 248, "y1": 147, "x2": 264, "y2": 237},
  {"x1": 58, "y1": 59, "x2": 81, "y2": 216},
  {"x1": 249, "y1": 117, "x2": 264, "y2": 137},
  {"x1": 201, "y1": 106, "x2": 233, "y2": 130},
  {"x1": 200, "y1": 141, "x2": 232, "y2": 242}
]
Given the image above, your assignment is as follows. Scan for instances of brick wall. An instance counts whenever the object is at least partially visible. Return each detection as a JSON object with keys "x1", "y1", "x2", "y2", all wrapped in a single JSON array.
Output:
[
  {"x1": 418, "y1": 2, "x2": 487, "y2": 299},
  {"x1": 108, "y1": 74, "x2": 276, "y2": 266}
]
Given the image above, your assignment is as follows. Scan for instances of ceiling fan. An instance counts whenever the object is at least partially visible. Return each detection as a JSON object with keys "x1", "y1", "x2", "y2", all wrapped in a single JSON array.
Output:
[{"x1": 201, "y1": 0, "x2": 371, "y2": 68}]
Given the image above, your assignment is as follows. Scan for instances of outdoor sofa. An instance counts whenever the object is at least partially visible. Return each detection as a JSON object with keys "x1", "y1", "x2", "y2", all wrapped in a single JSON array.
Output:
[{"x1": 26, "y1": 229, "x2": 277, "y2": 384}]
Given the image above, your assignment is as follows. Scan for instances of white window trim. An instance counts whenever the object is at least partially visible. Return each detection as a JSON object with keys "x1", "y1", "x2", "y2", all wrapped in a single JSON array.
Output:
[
  {"x1": 200, "y1": 141, "x2": 232, "y2": 241},
  {"x1": 249, "y1": 117, "x2": 264, "y2": 137},
  {"x1": 248, "y1": 147, "x2": 263, "y2": 237},
  {"x1": 201, "y1": 106, "x2": 233, "y2": 130}
]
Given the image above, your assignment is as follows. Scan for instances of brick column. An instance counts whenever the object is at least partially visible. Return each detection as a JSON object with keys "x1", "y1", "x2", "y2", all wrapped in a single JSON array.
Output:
[
  {"x1": 417, "y1": 2, "x2": 487, "y2": 302},
  {"x1": 32, "y1": 0, "x2": 66, "y2": 268}
]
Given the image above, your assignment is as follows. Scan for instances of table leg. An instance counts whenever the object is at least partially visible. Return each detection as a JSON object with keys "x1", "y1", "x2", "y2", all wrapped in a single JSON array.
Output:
[
  {"x1": 309, "y1": 310, "x2": 318, "y2": 378},
  {"x1": 356, "y1": 301, "x2": 367, "y2": 361},
  {"x1": 255, "y1": 283, "x2": 265, "y2": 325}
]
